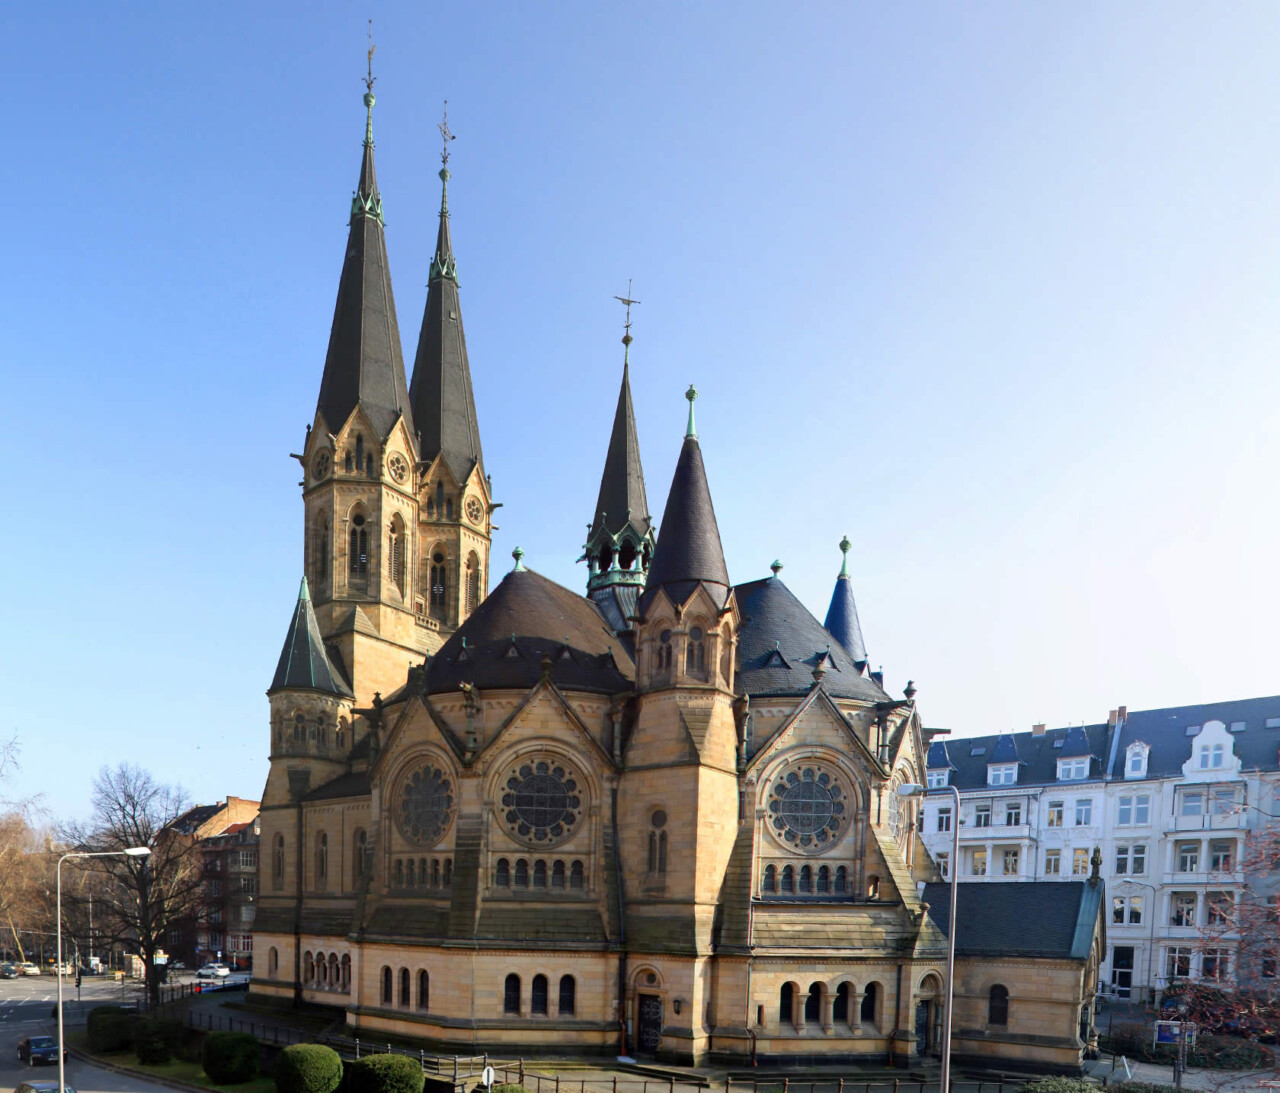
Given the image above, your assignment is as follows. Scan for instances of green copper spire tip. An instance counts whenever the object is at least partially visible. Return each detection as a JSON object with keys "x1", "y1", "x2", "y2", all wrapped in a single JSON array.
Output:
[
  {"x1": 512, "y1": 546, "x2": 526, "y2": 572},
  {"x1": 299, "y1": 575, "x2": 311, "y2": 600},
  {"x1": 363, "y1": 91, "x2": 375, "y2": 146},
  {"x1": 685, "y1": 384, "x2": 699, "y2": 439},
  {"x1": 770, "y1": 560, "x2": 783, "y2": 578},
  {"x1": 838, "y1": 535, "x2": 851, "y2": 578}
]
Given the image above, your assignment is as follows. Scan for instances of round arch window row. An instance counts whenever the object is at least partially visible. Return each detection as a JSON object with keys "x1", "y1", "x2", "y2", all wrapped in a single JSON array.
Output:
[
  {"x1": 492, "y1": 856, "x2": 587, "y2": 890},
  {"x1": 393, "y1": 856, "x2": 452, "y2": 890}
]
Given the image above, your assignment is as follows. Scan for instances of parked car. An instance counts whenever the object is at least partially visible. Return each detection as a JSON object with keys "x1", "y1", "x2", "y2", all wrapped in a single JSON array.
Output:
[
  {"x1": 18, "y1": 962, "x2": 40, "y2": 976},
  {"x1": 0, "y1": 963, "x2": 17, "y2": 979},
  {"x1": 15, "y1": 1081, "x2": 75, "y2": 1093},
  {"x1": 196, "y1": 963, "x2": 230, "y2": 979},
  {"x1": 17, "y1": 1036, "x2": 59, "y2": 1065},
  {"x1": 169, "y1": 961, "x2": 185, "y2": 971}
]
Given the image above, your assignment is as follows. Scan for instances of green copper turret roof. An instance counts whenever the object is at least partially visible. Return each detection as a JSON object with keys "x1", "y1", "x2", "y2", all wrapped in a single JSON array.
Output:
[
  {"x1": 269, "y1": 578, "x2": 354, "y2": 697},
  {"x1": 315, "y1": 89, "x2": 415, "y2": 442}
]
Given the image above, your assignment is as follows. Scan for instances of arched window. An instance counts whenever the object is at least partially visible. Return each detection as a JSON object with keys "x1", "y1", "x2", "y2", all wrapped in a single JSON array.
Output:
[
  {"x1": 514, "y1": 859, "x2": 529, "y2": 887},
  {"x1": 531, "y1": 974, "x2": 549, "y2": 1015},
  {"x1": 861, "y1": 982, "x2": 877, "y2": 1025},
  {"x1": 466, "y1": 552, "x2": 481, "y2": 616},
  {"x1": 381, "y1": 966, "x2": 393, "y2": 1005},
  {"x1": 559, "y1": 975, "x2": 576, "y2": 1015},
  {"x1": 443, "y1": 858, "x2": 452, "y2": 885},
  {"x1": 341, "y1": 954, "x2": 351, "y2": 992},
  {"x1": 657, "y1": 629, "x2": 673, "y2": 673},
  {"x1": 835, "y1": 866, "x2": 848, "y2": 894},
  {"x1": 817, "y1": 865, "x2": 830, "y2": 893},
  {"x1": 429, "y1": 550, "x2": 447, "y2": 616},
  {"x1": 495, "y1": 858, "x2": 510, "y2": 886},
  {"x1": 417, "y1": 970, "x2": 429, "y2": 1011},
  {"x1": 420, "y1": 858, "x2": 429, "y2": 886},
  {"x1": 432, "y1": 859, "x2": 441, "y2": 887},
  {"x1": 988, "y1": 984, "x2": 1009, "y2": 1026},
  {"x1": 799, "y1": 865, "x2": 813, "y2": 894},
  {"x1": 345, "y1": 450, "x2": 353, "y2": 472},
  {"x1": 763, "y1": 864, "x2": 777, "y2": 893},
  {"x1": 329, "y1": 953, "x2": 339, "y2": 989},
  {"x1": 314, "y1": 512, "x2": 330, "y2": 587},
  {"x1": 366, "y1": 453, "x2": 374, "y2": 476},
  {"x1": 353, "y1": 829, "x2": 367, "y2": 879},
  {"x1": 399, "y1": 968, "x2": 410, "y2": 1007},
  {"x1": 405, "y1": 859, "x2": 416, "y2": 887},
  {"x1": 552, "y1": 860, "x2": 566, "y2": 888},
  {"x1": 316, "y1": 832, "x2": 328, "y2": 886},
  {"x1": 355, "y1": 435, "x2": 363, "y2": 470},
  {"x1": 867, "y1": 874, "x2": 881, "y2": 900},
  {"x1": 273, "y1": 835, "x2": 285, "y2": 890},
  {"x1": 781, "y1": 865, "x2": 795, "y2": 893},
  {"x1": 394, "y1": 860, "x2": 404, "y2": 887},
  {"x1": 779, "y1": 982, "x2": 795, "y2": 1026},
  {"x1": 533, "y1": 860, "x2": 548, "y2": 887},
  {"x1": 570, "y1": 860, "x2": 585, "y2": 889},
  {"x1": 503, "y1": 974, "x2": 521, "y2": 1014},
  {"x1": 648, "y1": 810, "x2": 668, "y2": 874},
  {"x1": 349, "y1": 513, "x2": 369, "y2": 581},
  {"x1": 619, "y1": 541, "x2": 637, "y2": 571},
  {"x1": 388, "y1": 516, "x2": 406, "y2": 596},
  {"x1": 686, "y1": 626, "x2": 705, "y2": 675},
  {"x1": 435, "y1": 481, "x2": 444, "y2": 518},
  {"x1": 833, "y1": 982, "x2": 850, "y2": 1022},
  {"x1": 303, "y1": 951, "x2": 314, "y2": 984},
  {"x1": 446, "y1": 497, "x2": 454, "y2": 520},
  {"x1": 805, "y1": 982, "x2": 822, "y2": 1023},
  {"x1": 268, "y1": 947, "x2": 278, "y2": 976}
]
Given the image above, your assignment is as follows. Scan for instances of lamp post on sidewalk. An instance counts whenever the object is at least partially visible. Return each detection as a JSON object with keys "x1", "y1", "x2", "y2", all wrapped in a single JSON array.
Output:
[
  {"x1": 898, "y1": 782, "x2": 960, "y2": 1093},
  {"x1": 57, "y1": 847, "x2": 151, "y2": 1093}
]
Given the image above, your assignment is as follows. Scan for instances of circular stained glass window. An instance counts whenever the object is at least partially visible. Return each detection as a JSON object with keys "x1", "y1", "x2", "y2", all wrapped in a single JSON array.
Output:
[
  {"x1": 500, "y1": 759, "x2": 584, "y2": 846},
  {"x1": 396, "y1": 765, "x2": 454, "y2": 846},
  {"x1": 768, "y1": 766, "x2": 848, "y2": 850}
]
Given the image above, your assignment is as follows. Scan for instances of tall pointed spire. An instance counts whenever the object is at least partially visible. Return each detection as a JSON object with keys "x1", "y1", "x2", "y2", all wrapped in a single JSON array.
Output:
[
  {"x1": 314, "y1": 49, "x2": 415, "y2": 442},
  {"x1": 824, "y1": 535, "x2": 868, "y2": 666},
  {"x1": 640, "y1": 387, "x2": 730, "y2": 612},
  {"x1": 270, "y1": 578, "x2": 354, "y2": 697},
  {"x1": 409, "y1": 102, "x2": 484, "y2": 484}
]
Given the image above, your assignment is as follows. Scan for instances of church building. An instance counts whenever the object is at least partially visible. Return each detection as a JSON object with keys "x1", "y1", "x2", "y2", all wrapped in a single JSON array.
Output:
[{"x1": 250, "y1": 84, "x2": 1098, "y2": 1071}]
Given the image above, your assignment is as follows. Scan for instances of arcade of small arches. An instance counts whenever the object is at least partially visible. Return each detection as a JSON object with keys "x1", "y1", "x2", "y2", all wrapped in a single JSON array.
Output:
[
  {"x1": 272, "y1": 709, "x2": 349, "y2": 756},
  {"x1": 774, "y1": 980, "x2": 883, "y2": 1032},
  {"x1": 291, "y1": 949, "x2": 352, "y2": 994},
  {"x1": 761, "y1": 862, "x2": 852, "y2": 897},
  {"x1": 491, "y1": 856, "x2": 587, "y2": 890},
  {"x1": 501, "y1": 972, "x2": 577, "y2": 1017},
  {"x1": 392, "y1": 856, "x2": 453, "y2": 889}
]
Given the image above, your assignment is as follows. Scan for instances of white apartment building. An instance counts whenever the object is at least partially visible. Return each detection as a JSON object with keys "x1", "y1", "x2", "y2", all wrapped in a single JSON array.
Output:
[{"x1": 919, "y1": 697, "x2": 1280, "y2": 1004}]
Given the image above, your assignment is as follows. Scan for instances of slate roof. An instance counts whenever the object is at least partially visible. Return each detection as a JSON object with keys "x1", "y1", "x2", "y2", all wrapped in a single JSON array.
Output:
[
  {"x1": 422, "y1": 567, "x2": 635, "y2": 695},
  {"x1": 270, "y1": 578, "x2": 354, "y2": 698},
  {"x1": 589, "y1": 583, "x2": 639, "y2": 639},
  {"x1": 589, "y1": 363, "x2": 651, "y2": 543},
  {"x1": 925, "y1": 722, "x2": 1109, "y2": 789},
  {"x1": 922, "y1": 880, "x2": 1103, "y2": 960},
  {"x1": 640, "y1": 434, "x2": 731, "y2": 612},
  {"x1": 303, "y1": 771, "x2": 370, "y2": 802},
  {"x1": 734, "y1": 575, "x2": 888, "y2": 702},
  {"x1": 1111, "y1": 694, "x2": 1280, "y2": 777},
  {"x1": 315, "y1": 98, "x2": 415, "y2": 442},
  {"x1": 824, "y1": 573, "x2": 868, "y2": 666},
  {"x1": 408, "y1": 169, "x2": 484, "y2": 485}
]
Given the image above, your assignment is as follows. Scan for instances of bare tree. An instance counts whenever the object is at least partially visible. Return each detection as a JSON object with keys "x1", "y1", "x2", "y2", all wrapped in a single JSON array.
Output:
[{"x1": 61, "y1": 764, "x2": 204, "y2": 1005}]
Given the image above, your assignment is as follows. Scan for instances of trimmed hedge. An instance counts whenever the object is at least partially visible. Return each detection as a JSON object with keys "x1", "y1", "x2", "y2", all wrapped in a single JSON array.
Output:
[
  {"x1": 87, "y1": 1006, "x2": 134, "y2": 1053},
  {"x1": 342, "y1": 1054, "x2": 424, "y2": 1093},
  {"x1": 275, "y1": 1044, "x2": 343, "y2": 1093},
  {"x1": 202, "y1": 1031, "x2": 260, "y2": 1084},
  {"x1": 1024, "y1": 1081, "x2": 1094, "y2": 1093},
  {"x1": 133, "y1": 1017, "x2": 183, "y2": 1065}
]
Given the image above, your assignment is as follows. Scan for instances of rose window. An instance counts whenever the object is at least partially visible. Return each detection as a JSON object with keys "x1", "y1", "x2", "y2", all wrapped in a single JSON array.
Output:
[
  {"x1": 501, "y1": 759, "x2": 584, "y2": 846},
  {"x1": 768, "y1": 766, "x2": 848, "y2": 849},
  {"x1": 396, "y1": 765, "x2": 455, "y2": 846}
]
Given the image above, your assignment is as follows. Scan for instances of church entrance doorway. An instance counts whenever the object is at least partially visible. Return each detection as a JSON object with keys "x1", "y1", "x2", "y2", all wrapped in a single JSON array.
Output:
[
  {"x1": 914, "y1": 1000, "x2": 931, "y2": 1056},
  {"x1": 636, "y1": 994, "x2": 663, "y2": 1056}
]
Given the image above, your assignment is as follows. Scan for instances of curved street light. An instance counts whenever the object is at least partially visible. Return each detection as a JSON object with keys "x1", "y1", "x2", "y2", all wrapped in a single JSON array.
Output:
[{"x1": 57, "y1": 847, "x2": 151, "y2": 1093}]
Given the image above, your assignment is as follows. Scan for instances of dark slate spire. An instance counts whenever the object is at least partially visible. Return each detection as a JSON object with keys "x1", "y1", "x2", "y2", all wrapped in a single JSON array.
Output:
[
  {"x1": 270, "y1": 578, "x2": 353, "y2": 697},
  {"x1": 409, "y1": 110, "x2": 485, "y2": 484},
  {"x1": 640, "y1": 386, "x2": 731, "y2": 611},
  {"x1": 314, "y1": 87, "x2": 415, "y2": 442},
  {"x1": 591, "y1": 361, "x2": 650, "y2": 546},
  {"x1": 824, "y1": 536, "x2": 868, "y2": 666}
]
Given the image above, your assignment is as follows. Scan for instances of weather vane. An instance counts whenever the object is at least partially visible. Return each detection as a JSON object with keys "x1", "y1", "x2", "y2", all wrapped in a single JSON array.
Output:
[
  {"x1": 439, "y1": 101, "x2": 456, "y2": 167},
  {"x1": 614, "y1": 280, "x2": 640, "y2": 357},
  {"x1": 364, "y1": 20, "x2": 376, "y2": 94}
]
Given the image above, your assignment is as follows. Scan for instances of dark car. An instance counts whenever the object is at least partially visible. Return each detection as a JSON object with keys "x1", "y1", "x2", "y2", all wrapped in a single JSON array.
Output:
[
  {"x1": 17, "y1": 1037, "x2": 59, "y2": 1065},
  {"x1": 0, "y1": 964, "x2": 17, "y2": 979},
  {"x1": 15, "y1": 1082, "x2": 75, "y2": 1093}
]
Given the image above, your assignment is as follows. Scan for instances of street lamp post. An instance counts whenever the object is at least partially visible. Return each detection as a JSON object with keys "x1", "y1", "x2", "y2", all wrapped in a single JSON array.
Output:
[
  {"x1": 57, "y1": 847, "x2": 151, "y2": 1093},
  {"x1": 898, "y1": 782, "x2": 960, "y2": 1093}
]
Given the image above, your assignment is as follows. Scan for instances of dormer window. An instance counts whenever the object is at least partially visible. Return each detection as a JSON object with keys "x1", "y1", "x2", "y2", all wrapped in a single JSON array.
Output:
[
  {"x1": 1057, "y1": 757, "x2": 1088, "y2": 781},
  {"x1": 1125, "y1": 743, "x2": 1149, "y2": 779},
  {"x1": 1198, "y1": 743, "x2": 1225, "y2": 770},
  {"x1": 988, "y1": 764, "x2": 1017, "y2": 787},
  {"x1": 927, "y1": 770, "x2": 949, "y2": 789}
]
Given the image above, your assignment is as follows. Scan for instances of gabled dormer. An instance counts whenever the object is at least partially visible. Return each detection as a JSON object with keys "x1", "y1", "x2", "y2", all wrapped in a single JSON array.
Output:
[
  {"x1": 1182, "y1": 720, "x2": 1242, "y2": 781},
  {"x1": 1124, "y1": 741, "x2": 1150, "y2": 779},
  {"x1": 987, "y1": 733, "x2": 1020, "y2": 786}
]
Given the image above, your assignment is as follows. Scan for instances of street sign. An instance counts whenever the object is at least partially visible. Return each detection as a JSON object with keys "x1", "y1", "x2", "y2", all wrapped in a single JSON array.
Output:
[
  {"x1": 482, "y1": 1067, "x2": 494, "y2": 1090},
  {"x1": 1155, "y1": 1020, "x2": 1197, "y2": 1046}
]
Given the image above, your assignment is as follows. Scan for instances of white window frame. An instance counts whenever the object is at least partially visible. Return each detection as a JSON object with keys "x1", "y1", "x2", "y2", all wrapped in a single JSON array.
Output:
[
  {"x1": 1044, "y1": 849, "x2": 1061, "y2": 875},
  {"x1": 988, "y1": 764, "x2": 1017, "y2": 786},
  {"x1": 1058, "y1": 757, "x2": 1088, "y2": 781},
  {"x1": 927, "y1": 769, "x2": 949, "y2": 789},
  {"x1": 1075, "y1": 798, "x2": 1093, "y2": 826}
]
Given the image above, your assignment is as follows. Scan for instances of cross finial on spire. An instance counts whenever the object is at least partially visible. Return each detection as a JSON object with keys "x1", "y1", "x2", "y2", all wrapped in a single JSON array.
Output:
[
  {"x1": 362, "y1": 21, "x2": 377, "y2": 146},
  {"x1": 439, "y1": 101, "x2": 456, "y2": 167},
  {"x1": 365, "y1": 21, "x2": 376, "y2": 93},
  {"x1": 614, "y1": 280, "x2": 641, "y2": 365},
  {"x1": 685, "y1": 384, "x2": 699, "y2": 439}
]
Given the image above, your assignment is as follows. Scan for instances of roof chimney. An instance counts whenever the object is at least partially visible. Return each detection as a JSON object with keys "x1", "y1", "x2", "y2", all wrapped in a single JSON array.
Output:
[
  {"x1": 1118, "y1": 705, "x2": 1127, "y2": 723},
  {"x1": 1032, "y1": 722, "x2": 1046, "y2": 736},
  {"x1": 1108, "y1": 710, "x2": 1118, "y2": 728}
]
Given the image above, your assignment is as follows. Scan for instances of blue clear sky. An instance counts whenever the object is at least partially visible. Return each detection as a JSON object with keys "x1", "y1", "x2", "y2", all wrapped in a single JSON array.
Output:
[{"x1": 4, "y1": 3, "x2": 1279, "y2": 820}]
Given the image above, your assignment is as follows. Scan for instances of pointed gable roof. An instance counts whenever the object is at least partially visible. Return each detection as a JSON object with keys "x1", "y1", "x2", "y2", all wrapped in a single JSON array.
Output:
[
  {"x1": 270, "y1": 578, "x2": 353, "y2": 697},
  {"x1": 590, "y1": 362, "x2": 650, "y2": 543},
  {"x1": 823, "y1": 536, "x2": 868, "y2": 665},
  {"x1": 640, "y1": 389, "x2": 730, "y2": 612},
  {"x1": 315, "y1": 91, "x2": 415, "y2": 442},
  {"x1": 409, "y1": 165, "x2": 485, "y2": 484}
]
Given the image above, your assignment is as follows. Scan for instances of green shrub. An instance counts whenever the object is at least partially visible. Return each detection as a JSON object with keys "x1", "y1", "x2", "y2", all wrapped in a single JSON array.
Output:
[
  {"x1": 342, "y1": 1054, "x2": 424, "y2": 1093},
  {"x1": 134, "y1": 1019, "x2": 171, "y2": 1065},
  {"x1": 1112, "y1": 1083, "x2": 1180, "y2": 1093},
  {"x1": 87, "y1": 1006, "x2": 135, "y2": 1053},
  {"x1": 202, "y1": 1031, "x2": 260, "y2": 1084},
  {"x1": 275, "y1": 1044, "x2": 343, "y2": 1093},
  {"x1": 1024, "y1": 1080, "x2": 1095, "y2": 1093},
  {"x1": 489, "y1": 1086, "x2": 527, "y2": 1093}
]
